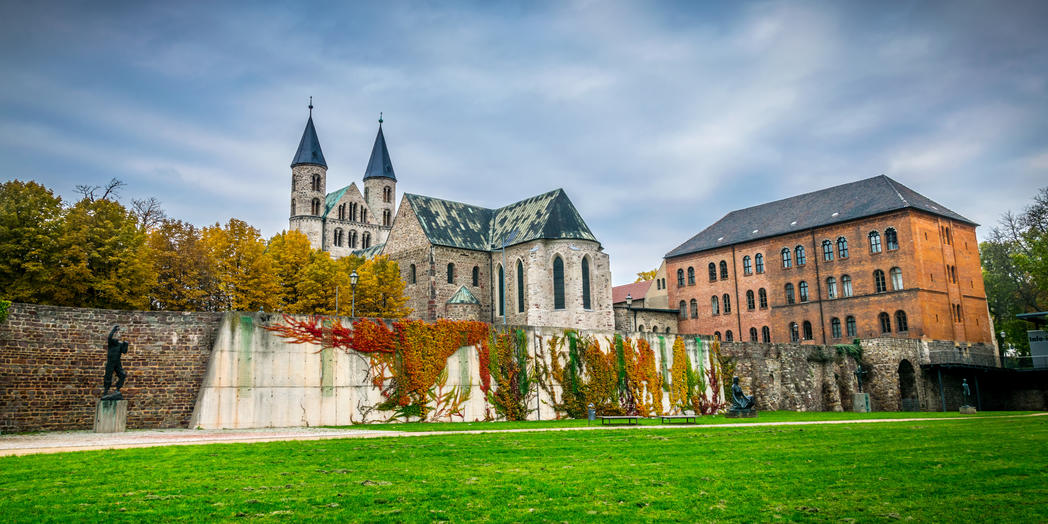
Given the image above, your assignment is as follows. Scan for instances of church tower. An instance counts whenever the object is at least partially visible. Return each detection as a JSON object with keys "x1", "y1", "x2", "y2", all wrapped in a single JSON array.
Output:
[
  {"x1": 362, "y1": 114, "x2": 397, "y2": 235},
  {"x1": 289, "y1": 100, "x2": 328, "y2": 248}
]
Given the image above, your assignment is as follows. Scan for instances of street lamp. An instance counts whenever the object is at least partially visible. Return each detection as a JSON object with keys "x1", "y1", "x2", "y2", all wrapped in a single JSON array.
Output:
[
  {"x1": 625, "y1": 293, "x2": 634, "y2": 332},
  {"x1": 350, "y1": 270, "x2": 359, "y2": 318}
]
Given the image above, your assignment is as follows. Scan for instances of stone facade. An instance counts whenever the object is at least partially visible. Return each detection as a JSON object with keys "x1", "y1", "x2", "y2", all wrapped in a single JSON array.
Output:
[{"x1": 613, "y1": 305, "x2": 678, "y2": 334}]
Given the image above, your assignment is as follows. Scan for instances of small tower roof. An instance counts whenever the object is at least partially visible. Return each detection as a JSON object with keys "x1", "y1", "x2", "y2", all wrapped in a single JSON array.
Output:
[
  {"x1": 363, "y1": 115, "x2": 397, "y2": 181},
  {"x1": 291, "y1": 101, "x2": 327, "y2": 168},
  {"x1": 447, "y1": 285, "x2": 480, "y2": 305}
]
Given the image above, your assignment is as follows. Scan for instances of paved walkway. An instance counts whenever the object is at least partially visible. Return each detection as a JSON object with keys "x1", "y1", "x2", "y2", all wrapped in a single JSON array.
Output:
[{"x1": 2, "y1": 413, "x2": 1043, "y2": 457}]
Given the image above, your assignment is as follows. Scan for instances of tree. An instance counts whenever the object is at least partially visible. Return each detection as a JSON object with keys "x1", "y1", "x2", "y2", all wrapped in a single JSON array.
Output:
[
  {"x1": 147, "y1": 219, "x2": 215, "y2": 311},
  {"x1": 267, "y1": 230, "x2": 313, "y2": 311},
  {"x1": 635, "y1": 269, "x2": 658, "y2": 282},
  {"x1": 201, "y1": 219, "x2": 279, "y2": 312},
  {"x1": 0, "y1": 180, "x2": 64, "y2": 304}
]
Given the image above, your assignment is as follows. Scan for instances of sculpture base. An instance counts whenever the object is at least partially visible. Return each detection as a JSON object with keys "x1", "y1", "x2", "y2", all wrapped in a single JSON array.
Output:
[
  {"x1": 101, "y1": 391, "x2": 124, "y2": 401},
  {"x1": 726, "y1": 409, "x2": 757, "y2": 418},
  {"x1": 852, "y1": 393, "x2": 871, "y2": 413},
  {"x1": 94, "y1": 399, "x2": 127, "y2": 433},
  {"x1": 960, "y1": 405, "x2": 977, "y2": 415}
]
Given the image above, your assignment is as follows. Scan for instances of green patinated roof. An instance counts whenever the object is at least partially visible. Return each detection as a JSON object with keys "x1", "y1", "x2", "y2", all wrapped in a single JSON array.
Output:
[
  {"x1": 446, "y1": 285, "x2": 480, "y2": 305},
  {"x1": 404, "y1": 188, "x2": 598, "y2": 251},
  {"x1": 323, "y1": 185, "x2": 351, "y2": 217},
  {"x1": 351, "y1": 243, "x2": 386, "y2": 259}
]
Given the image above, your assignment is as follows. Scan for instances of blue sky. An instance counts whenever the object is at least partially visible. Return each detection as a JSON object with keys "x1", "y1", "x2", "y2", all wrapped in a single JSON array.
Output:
[{"x1": 2, "y1": 1, "x2": 1046, "y2": 285}]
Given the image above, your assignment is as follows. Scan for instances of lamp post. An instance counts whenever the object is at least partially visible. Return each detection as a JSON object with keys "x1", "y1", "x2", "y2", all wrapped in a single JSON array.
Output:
[
  {"x1": 350, "y1": 270, "x2": 359, "y2": 318},
  {"x1": 625, "y1": 293, "x2": 634, "y2": 332}
]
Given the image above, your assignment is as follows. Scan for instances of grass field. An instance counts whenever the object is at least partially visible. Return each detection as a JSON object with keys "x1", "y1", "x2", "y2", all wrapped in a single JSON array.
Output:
[{"x1": 1, "y1": 414, "x2": 1045, "y2": 522}]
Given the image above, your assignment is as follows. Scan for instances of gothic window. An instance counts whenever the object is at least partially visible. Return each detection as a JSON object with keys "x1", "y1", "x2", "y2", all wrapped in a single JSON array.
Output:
[
  {"x1": 822, "y1": 240, "x2": 833, "y2": 261},
  {"x1": 743, "y1": 256, "x2": 752, "y2": 275},
  {"x1": 831, "y1": 317, "x2": 841, "y2": 339},
  {"x1": 679, "y1": 300, "x2": 687, "y2": 320},
  {"x1": 498, "y1": 265, "x2": 505, "y2": 316},
  {"x1": 874, "y1": 269, "x2": 887, "y2": 293},
  {"x1": 518, "y1": 260, "x2": 526, "y2": 313},
  {"x1": 677, "y1": 269, "x2": 685, "y2": 287},
  {"x1": 383, "y1": 209, "x2": 391, "y2": 227},
  {"x1": 879, "y1": 312, "x2": 891, "y2": 333},
  {"x1": 781, "y1": 248, "x2": 792, "y2": 268},
  {"x1": 802, "y1": 321, "x2": 813, "y2": 340},
  {"x1": 755, "y1": 253, "x2": 765, "y2": 274},
  {"x1": 789, "y1": 322, "x2": 799, "y2": 342},
  {"x1": 841, "y1": 275, "x2": 853, "y2": 297},
  {"x1": 291, "y1": 199, "x2": 296, "y2": 215},
  {"x1": 826, "y1": 277, "x2": 837, "y2": 299},
  {"x1": 723, "y1": 293, "x2": 731, "y2": 313},
  {"x1": 758, "y1": 288, "x2": 768, "y2": 309},
  {"x1": 795, "y1": 246, "x2": 806, "y2": 266},
  {"x1": 886, "y1": 228, "x2": 899, "y2": 250},
  {"x1": 553, "y1": 256, "x2": 565, "y2": 310},
  {"x1": 688, "y1": 266, "x2": 696, "y2": 285},
  {"x1": 689, "y1": 299, "x2": 698, "y2": 319},
  {"x1": 711, "y1": 295, "x2": 720, "y2": 315},
  {"x1": 749, "y1": 327, "x2": 758, "y2": 342},
  {"x1": 581, "y1": 257, "x2": 591, "y2": 310},
  {"x1": 472, "y1": 266, "x2": 480, "y2": 287},
  {"x1": 725, "y1": 330, "x2": 734, "y2": 342},
  {"x1": 311, "y1": 198, "x2": 321, "y2": 215},
  {"x1": 895, "y1": 310, "x2": 908, "y2": 332},
  {"x1": 409, "y1": 264, "x2": 417, "y2": 284},
  {"x1": 720, "y1": 260, "x2": 728, "y2": 280},
  {"x1": 447, "y1": 263, "x2": 455, "y2": 284},
  {"x1": 846, "y1": 316, "x2": 857, "y2": 337},
  {"x1": 761, "y1": 326, "x2": 771, "y2": 343},
  {"x1": 837, "y1": 237, "x2": 849, "y2": 259},
  {"x1": 708, "y1": 263, "x2": 716, "y2": 282},
  {"x1": 890, "y1": 267, "x2": 903, "y2": 290},
  {"x1": 799, "y1": 281, "x2": 809, "y2": 302},
  {"x1": 746, "y1": 290, "x2": 755, "y2": 310},
  {"x1": 785, "y1": 283, "x2": 795, "y2": 304},
  {"x1": 869, "y1": 231, "x2": 881, "y2": 253}
]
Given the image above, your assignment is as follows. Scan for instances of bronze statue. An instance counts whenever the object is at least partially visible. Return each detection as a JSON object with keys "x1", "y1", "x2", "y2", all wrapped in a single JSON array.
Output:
[
  {"x1": 102, "y1": 325, "x2": 128, "y2": 400},
  {"x1": 730, "y1": 376, "x2": 755, "y2": 411},
  {"x1": 854, "y1": 364, "x2": 864, "y2": 393},
  {"x1": 962, "y1": 378, "x2": 972, "y2": 406}
]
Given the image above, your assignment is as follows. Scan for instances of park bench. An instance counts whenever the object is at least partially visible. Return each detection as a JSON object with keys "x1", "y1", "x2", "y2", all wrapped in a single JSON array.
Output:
[
  {"x1": 659, "y1": 414, "x2": 698, "y2": 424},
  {"x1": 599, "y1": 415, "x2": 640, "y2": 426}
]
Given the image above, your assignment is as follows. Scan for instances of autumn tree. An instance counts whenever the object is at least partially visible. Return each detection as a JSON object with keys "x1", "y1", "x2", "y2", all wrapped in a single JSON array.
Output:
[
  {"x1": 635, "y1": 268, "x2": 658, "y2": 282},
  {"x1": 201, "y1": 219, "x2": 280, "y2": 312},
  {"x1": 148, "y1": 219, "x2": 216, "y2": 311},
  {"x1": 267, "y1": 229, "x2": 313, "y2": 310},
  {"x1": 0, "y1": 180, "x2": 64, "y2": 303}
]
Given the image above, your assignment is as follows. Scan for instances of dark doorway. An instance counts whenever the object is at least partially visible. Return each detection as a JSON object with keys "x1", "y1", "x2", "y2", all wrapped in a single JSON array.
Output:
[{"x1": 898, "y1": 360, "x2": 918, "y2": 411}]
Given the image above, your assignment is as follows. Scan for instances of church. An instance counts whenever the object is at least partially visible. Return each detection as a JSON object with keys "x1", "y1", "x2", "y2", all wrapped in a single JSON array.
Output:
[{"x1": 287, "y1": 106, "x2": 614, "y2": 330}]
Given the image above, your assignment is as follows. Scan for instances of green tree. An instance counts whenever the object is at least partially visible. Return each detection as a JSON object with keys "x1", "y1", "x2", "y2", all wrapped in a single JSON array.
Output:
[{"x1": 0, "y1": 180, "x2": 63, "y2": 303}]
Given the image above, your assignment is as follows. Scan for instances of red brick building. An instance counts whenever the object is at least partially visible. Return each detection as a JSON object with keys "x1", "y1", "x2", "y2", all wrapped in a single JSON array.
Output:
[{"x1": 665, "y1": 176, "x2": 993, "y2": 345}]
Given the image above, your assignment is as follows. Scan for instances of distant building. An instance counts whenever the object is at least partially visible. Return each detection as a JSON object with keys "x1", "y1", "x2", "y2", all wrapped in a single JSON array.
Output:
[{"x1": 611, "y1": 279, "x2": 677, "y2": 334}]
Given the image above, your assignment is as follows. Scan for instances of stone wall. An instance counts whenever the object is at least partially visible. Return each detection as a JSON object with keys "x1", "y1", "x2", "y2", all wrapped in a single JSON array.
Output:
[{"x1": 0, "y1": 303, "x2": 223, "y2": 433}]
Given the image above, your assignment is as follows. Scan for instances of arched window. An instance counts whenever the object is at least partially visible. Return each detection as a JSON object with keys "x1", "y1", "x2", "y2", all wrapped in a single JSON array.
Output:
[
  {"x1": 311, "y1": 198, "x2": 321, "y2": 215},
  {"x1": 798, "y1": 281, "x2": 809, "y2": 302},
  {"x1": 688, "y1": 266, "x2": 696, "y2": 285},
  {"x1": 338, "y1": 203, "x2": 346, "y2": 220},
  {"x1": 890, "y1": 267, "x2": 903, "y2": 290},
  {"x1": 350, "y1": 202, "x2": 357, "y2": 221},
  {"x1": 746, "y1": 290, "x2": 755, "y2": 310},
  {"x1": 755, "y1": 253, "x2": 765, "y2": 274},
  {"x1": 665, "y1": 327, "x2": 671, "y2": 334},
  {"x1": 885, "y1": 228, "x2": 899, "y2": 250},
  {"x1": 879, "y1": 312, "x2": 891, "y2": 333},
  {"x1": 291, "y1": 199, "x2": 296, "y2": 215},
  {"x1": 831, "y1": 317, "x2": 841, "y2": 338},
  {"x1": 311, "y1": 173, "x2": 321, "y2": 191},
  {"x1": 447, "y1": 263, "x2": 455, "y2": 284},
  {"x1": 472, "y1": 266, "x2": 480, "y2": 287},
  {"x1": 781, "y1": 248, "x2": 792, "y2": 268},
  {"x1": 679, "y1": 300, "x2": 687, "y2": 319},
  {"x1": 725, "y1": 330, "x2": 734, "y2": 342},
  {"x1": 785, "y1": 283, "x2": 795, "y2": 304},
  {"x1": 795, "y1": 246, "x2": 806, "y2": 266},
  {"x1": 758, "y1": 288, "x2": 768, "y2": 309},
  {"x1": 802, "y1": 321, "x2": 813, "y2": 340},
  {"x1": 743, "y1": 256, "x2": 752, "y2": 275},
  {"x1": 723, "y1": 293, "x2": 731, "y2": 313},
  {"x1": 333, "y1": 228, "x2": 342, "y2": 247},
  {"x1": 292, "y1": 177, "x2": 296, "y2": 191},
  {"x1": 553, "y1": 256, "x2": 565, "y2": 310},
  {"x1": 789, "y1": 322, "x2": 800, "y2": 342},
  {"x1": 677, "y1": 269, "x2": 685, "y2": 287},
  {"x1": 498, "y1": 265, "x2": 505, "y2": 316},
  {"x1": 689, "y1": 299, "x2": 698, "y2": 319},
  {"x1": 353, "y1": 231, "x2": 360, "y2": 248},
  {"x1": 822, "y1": 240, "x2": 833, "y2": 261},
  {"x1": 383, "y1": 186, "x2": 392, "y2": 203},
  {"x1": 869, "y1": 231, "x2": 882, "y2": 253},
  {"x1": 362, "y1": 232, "x2": 370, "y2": 248},
  {"x1": 364, "y1": 187, "x2": 369, "y2": 203},
  {"x1": 714, "y1": 331, "x2": 722, "y2": 341},
  {"x1": 708, "y1": 263, "x2": 716, "y2": 282},
  {"x1": 895, "y1": 310, "x2": 908, "y2": 332},
  {"x1": 837, "y1": 237, "x2": 849, "y2": 259},
  {"x1": 361, "y1": 208, "x2": 368, "y2": 223},
  {"x1": 711, "y1": 295, "x2": 720, "y2": 315},
  {"x1": 638, "y1": 325, "x2": 645, "y2": 332},
  {"x1": 720, "y1": 260, "x2": 728, "y2": 279},
  {"x1": 874, "y1": 269, "x2": 886, "y2": 293},
  {"x1": 749, "y1": 327, "x2": 758, "y2": 341},
  {"x1": 383, "y1": 209, "x2": 391, "y2": 227},
  {"x1": 518, "y1": 260, "x2": 526, "y2": 313},
  {"x1": 581, "y1": 257, "x2": 590, "y2": 310},
  {"x1": 761, "y1": 326, "x2": 771, "y2": 343},
  {"x1": 826, "y1": 277, "x2": 837, "y2": 299},
  {"x1": 846, "y1": 316, "x2": 857, "y2": 337},
  {"x1": 841, "y1": 275, "x2": 853, "y2": 297},
  {"x1": 409, "y1": 264, "x2": 416, "y2": 284}
]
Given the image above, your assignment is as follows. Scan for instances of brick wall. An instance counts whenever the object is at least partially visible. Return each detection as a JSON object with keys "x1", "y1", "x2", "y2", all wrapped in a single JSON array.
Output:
[{"x1": 0, "y1": 303, "x2": 223, "y2": 432}]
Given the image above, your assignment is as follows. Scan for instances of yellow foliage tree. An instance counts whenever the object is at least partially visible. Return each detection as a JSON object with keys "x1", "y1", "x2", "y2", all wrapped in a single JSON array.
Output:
[
  {"x1": 635, "y1": 269, "x2": 658, "y2": 282},
  {"x1": 267, "y1": 229, "x2": 312, "y2": 310},
  {"x1": 147, "y1": 219, "x2": 214, "y2": 311},
  {"x1": 201, "y1": 219, "x2": 279, "y2": 312}
]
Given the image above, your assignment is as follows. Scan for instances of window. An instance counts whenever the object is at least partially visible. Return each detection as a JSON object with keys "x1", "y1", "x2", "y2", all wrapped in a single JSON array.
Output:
[
  {"x1": 333, "y1": 228, "x2": 343, "y2": 247},
  {"x1": 755, "y1": 253, "x2": 764, "y2": 273},
  {"x1": 350, "y1": 202, "x2": 357, "y2": 221},
  {"x1": 447, "y1": 263, "x2": 455, "y2": 284},
  {"x1": 409, "y1": 264, "x2": 417, "y2": 284},
  {"x1": 553, "y1": 256, "x2": 565, "y2": 310},
  {"x1": 711, "y1": 296, "x2": 720, "y2": 315},
  {"x1": 688, "y1": 266, "x2": 696, "y2": 285},
  {"x1": 581, "y1": 257, "x2": 591, "y2": 310},
  {"x1": 879, "y1": 312, "x2": 891, "y2": 333},
  {"x1": 797, "y1": 281, "x2": 808, "y2": 302},
  {"x1": 869, "y1": 231, "x2": 882, "y2": 253},
  {"x1": 846, "y1": 316, "x2": 857, "y2": 337},
  {"x1": 720, "y1": 260, "x2": 729, "y2": 280},
  {"x1": 677, "y1": 269, "x2": 685, "y2": 287},
  {"x1": 743, "y1": 256, "x2": 752, "y2": 275},
  {"x1": 826, "y1": 277, "x2": 837, "y2": 299},
  {"x1": 789, "y1": 322, "x2": 800, "y2": 342},
  {"x1": 822, "y1": 240, "x2": 833, "y2": 261},
  {"x1": 746, "y1": 290, "x2": 755, "y2": 310},
  {"x1": 498, "y1": 265, "x2": 505, "y2": 316},
  {"x1": 785, "y1": 283, "x2": 795, "y2": 304},
  {"x1": 383, "y1": 186, "x2": 392, "y2": 203},
  {"x1": 831, "y1": 317, "x2": 841, "y2": 339},
  {"x1": 874, "y1": 269, "x2": 886, "y2": 293},
  {"x1": 890, "y1": 267, "x2": 903, "y2": 290},
  {"x1": 758, "y1": 288, "x2": 768, "y2": 309},
  {"x1": 725, "y1": 330, "x2": 734, "y2": 342},
  {"x1": 472, "y1": 266, "x2": 479, "y2": 287},
  {"x1": 362, "y1": 232, "x2": 371, "y2": 248},
  {"x1": 895, "y1": 310, "x2": 908, "y2": 332},
  {"x1": 311, "y1": 173, "x2": 321, "y2": 191},
  {"x1": 749, "y1": 327, "x2": 758, "y2": 342},
  {"x1": 802, "y1": 321, "x2": 813, "y2": 340},
  {"x1": 311, "y1": 198, "x2": 321, "y2": 215},
  {"x1": 690, "y1": 299, "x2": 698, "y2": 319},
  {"x1": 708, "y1": 263, "x2": 717, "y2": 282},
  {"x1": 361, "y1": 208, "x2": 367, "y2": 223},
  {"x1": 841, "y1": 275, "x2": 853, "y2": 297},
  {"x1": 349, "y1": 230, "x2": 357, "y2": 248},
  {"x1": 885, "y1": 228, "x2": 898, "y2": 250},
  {"x1": 338, "y1": 203, "x2": 346, "y2": 220},
  {"x1": 291, "y1": 199, "x2": 296, "y2": 215},
  {"x1": 781, "y1": 248, "x2": 792, "y2": 268},
  {"x1": 723, "y1": 293, "x2": 731, "y2": 313},
  {"x1": 714, "y1": 331, "x2": 721, "y2": 341},
  {"x1": 679, "y1": 300, "x2": 687, "y2": 319},
  {"x1": 837, "y1": 237, "x2": 849, "y2": 259},
  {"x1": 518, "y1": 260, "x2": 526, "y2": 313},
  {"x1": 761, "y1": 326, "x2": 771, "y2": 343},
  {"x1": 795, "y1": 246, "x2": 806, "y2": 266},
  {"x1": 383, "y1": 209, "x2": 391, "y2": 227}
]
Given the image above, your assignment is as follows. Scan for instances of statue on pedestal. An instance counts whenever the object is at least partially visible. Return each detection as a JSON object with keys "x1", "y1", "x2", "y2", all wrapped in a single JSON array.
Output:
[
  {"x1": 102, "y1": 325, "x2": 129, "y2": 400},
  {"x1": 962, "y1": 378, "x2": 972, "y2": 407},
  {"x1": 730, "y1": 376, "x2": 755, "y2": 412}
]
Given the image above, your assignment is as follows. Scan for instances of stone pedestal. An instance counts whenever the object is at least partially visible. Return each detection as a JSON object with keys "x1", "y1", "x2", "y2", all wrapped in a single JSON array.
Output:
[
  {"x1": 725, "y1": 409, "x2": 758, "y2": 419},
  {"x1": 94, "y1": 399, "x2": 127, "y2": 433},
  {"x1": 852, "y1": 393, "x2": 871, "y2": 413},
  {"x1": 960, "y1": 405, "x2": 977, "y2": 415}
]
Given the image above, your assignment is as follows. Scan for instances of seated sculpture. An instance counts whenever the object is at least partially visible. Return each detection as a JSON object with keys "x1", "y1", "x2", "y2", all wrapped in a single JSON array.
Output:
[{"x1": 730, "y1": 376, "x2": 755, "y2": 411}]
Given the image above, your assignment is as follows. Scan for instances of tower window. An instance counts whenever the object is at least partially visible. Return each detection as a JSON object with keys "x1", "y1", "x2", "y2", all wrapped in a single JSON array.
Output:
[
  {"x1": 383, "y1": 186, "x2": 392, "y2": 203},
  {"x1": 409, "y1": 264, "x2": 416, "y2": 284},
  {"x1": 291, "y1": 199, "x2": 296, "y2": 215},
  {"x1": 383, "y1": 209, "x2": 391, "y2": 227},
  {"x1": 553, "y1": 256, "x2": 565, "y2": 310},
  {"x1": 311, "y1": 198, "x2": 321, "y2": 215},
  {"x1": 311, "y1": 173, "x2": 321, "y2": 192},
  {"x1": 581, "y1": 257, "x2": 591, "y2": 310}
]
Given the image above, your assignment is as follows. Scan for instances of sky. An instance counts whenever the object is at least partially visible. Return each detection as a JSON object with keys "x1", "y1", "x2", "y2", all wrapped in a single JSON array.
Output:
[{"x1": 1, "y1": 1, "x2": 1046, "y2": 285}]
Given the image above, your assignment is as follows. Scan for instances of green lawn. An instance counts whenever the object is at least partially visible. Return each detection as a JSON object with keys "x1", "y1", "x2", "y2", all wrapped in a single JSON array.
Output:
[{"x1": 1, "y1": 415, "x2": 1045, "y2": 522}]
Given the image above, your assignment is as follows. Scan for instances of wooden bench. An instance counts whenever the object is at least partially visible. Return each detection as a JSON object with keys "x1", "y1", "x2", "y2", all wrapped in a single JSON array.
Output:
[
  {"x1": 600, "y1": 416, "x2": 640, "y2": 426},
  {"x1": 660, "y1": 414, "x2": 698, "y2": 424}
]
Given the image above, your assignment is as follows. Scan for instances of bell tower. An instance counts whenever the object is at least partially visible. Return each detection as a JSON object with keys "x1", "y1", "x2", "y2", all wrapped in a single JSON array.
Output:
[
  {"x1": 363, "y1": 113, "x2": 397, "y2": 234},
  {"x1": 289, "y1": 98, "x2": 327, "y2": 249}
]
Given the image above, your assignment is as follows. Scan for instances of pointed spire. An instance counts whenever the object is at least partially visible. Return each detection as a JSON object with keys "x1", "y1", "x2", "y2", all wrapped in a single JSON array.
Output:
[
  {"x1": 363, "y1": 116, "x2": 396, "y2": 181},
  {"x1": 291, "y1": 99, "x2": 327, "y2": 168}
]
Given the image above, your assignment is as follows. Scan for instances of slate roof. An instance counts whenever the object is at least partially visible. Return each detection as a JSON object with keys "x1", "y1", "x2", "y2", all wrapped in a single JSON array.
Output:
[
  {"x1": 666, "y1": 175, "x2": 975, "y2": 259},
  {"x1": 612, "y1": 280, "x2": 653, "y2": 304},
  {"x1": 363, "y1": 125, "x2": 396, "y2": 181},
  {"x1": 404, "y1": 188, "x2": 599, "y2": 251},
  {"x1": 291, "y1": 116, "x2": 327, "y2": 168},
  {"x1": 352, "y1": 243, "x2": 385, "y2": 259},
  {"x1": 447, "y1": 286, "x2": 480, "y2": 305}
]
